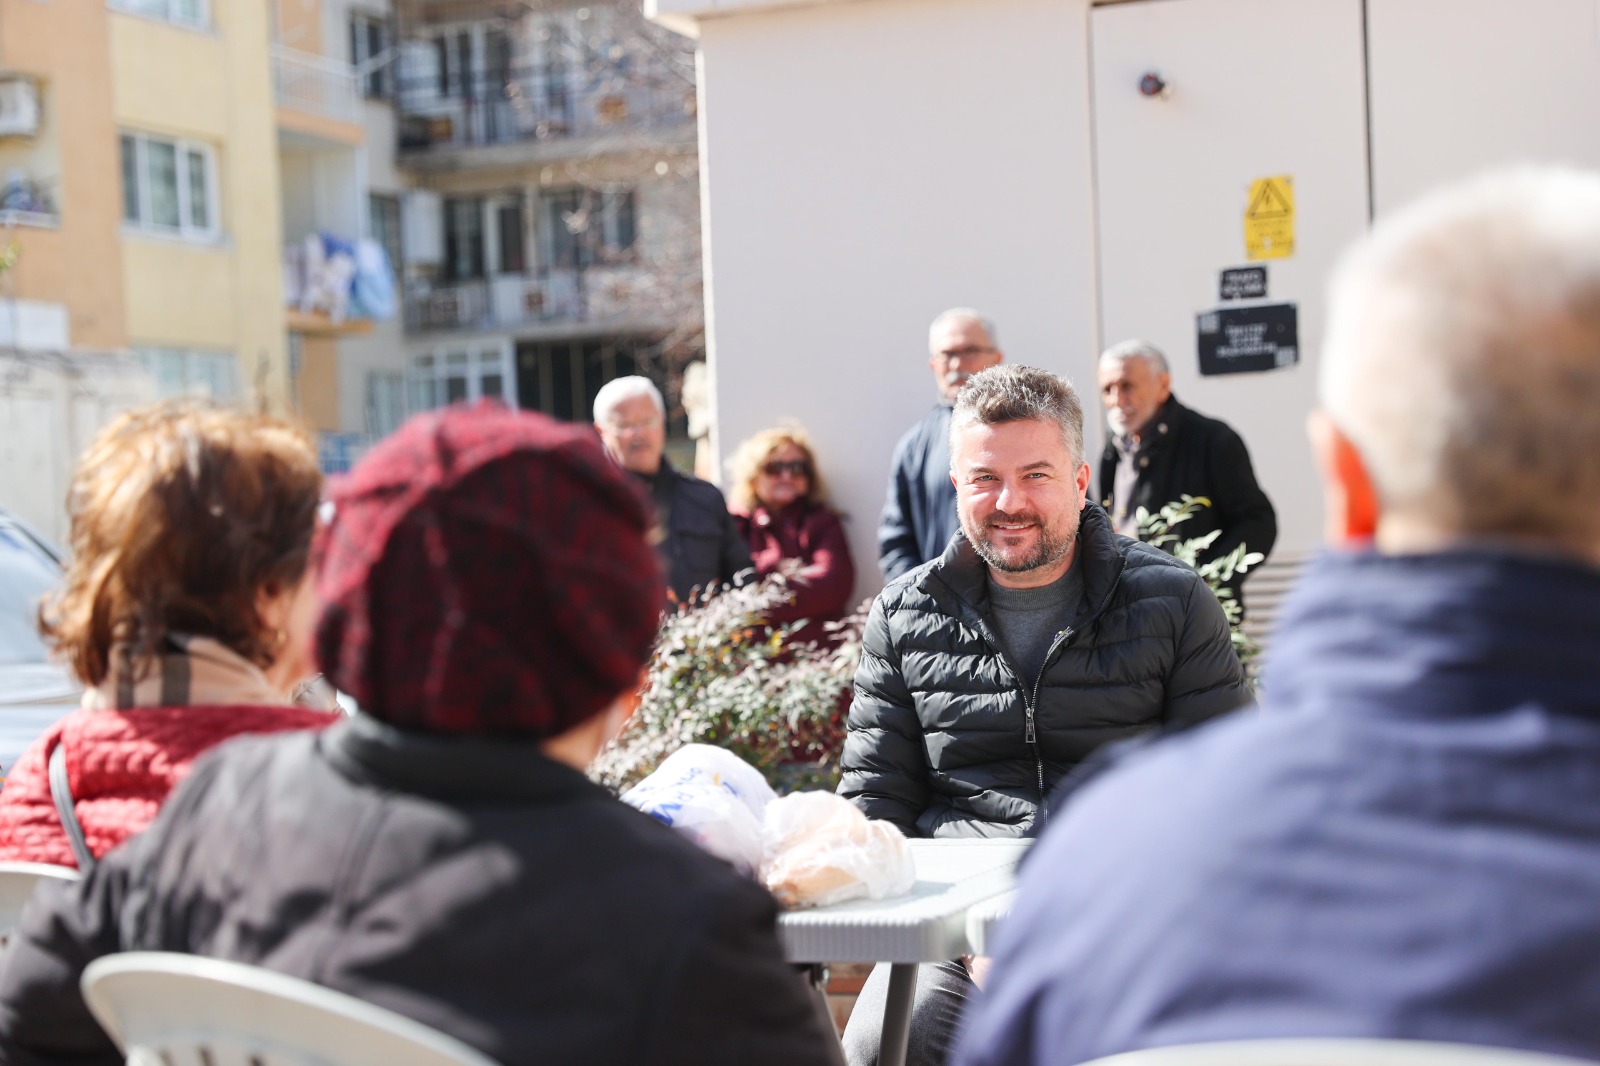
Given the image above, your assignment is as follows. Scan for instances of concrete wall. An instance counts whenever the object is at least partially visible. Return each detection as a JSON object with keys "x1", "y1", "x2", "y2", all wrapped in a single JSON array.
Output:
[
  {"x1": 690, "y1": 0, "x2": 1098, "y2": 603},
  {"x1": 1368, "y1": 0, "x2": 1600, "y2": 215}
]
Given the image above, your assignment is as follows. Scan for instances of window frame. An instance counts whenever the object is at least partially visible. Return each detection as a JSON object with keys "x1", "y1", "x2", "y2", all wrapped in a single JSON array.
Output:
[
  {"x1": 120, "y1": 132, "x2": 221, "y2": 243},
  {"x1": 409, "y1": 341, "x2": 514, "y2": 412},
  {"x1": 107, "y1": 0, "x2": 209, "y2": 31},
  {"x1": 350, "y1": 10, "x2": 393, "y2": 100}
]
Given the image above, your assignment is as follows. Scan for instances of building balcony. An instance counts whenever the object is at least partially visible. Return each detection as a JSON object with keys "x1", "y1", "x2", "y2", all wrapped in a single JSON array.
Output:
[
  {"x1": 273, "y1": 45, "x2": 364, "y2": 144},
  {"x1": 404, "y1": 264, "x2": 690, "y2": 336},
  {"x1": 396, "y1": 70, "x2": 696, "y2": 167}
]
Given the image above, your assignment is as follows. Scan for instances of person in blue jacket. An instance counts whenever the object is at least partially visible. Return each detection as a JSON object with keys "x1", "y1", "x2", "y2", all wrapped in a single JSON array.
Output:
[
  {"x1": 954, "y1": 166, "x2": 1600, "y2": 1066},
  {"x1": 877, "y1": 308, "x2": 1003, "y2": 582}
]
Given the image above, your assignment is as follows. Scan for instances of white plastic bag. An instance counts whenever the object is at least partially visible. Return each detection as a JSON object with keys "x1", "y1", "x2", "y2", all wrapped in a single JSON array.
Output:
[
  {"x1": 621, "y1": 745, "x2": 778, "y2": 876},
  {"x1": 760, "y1": 791, "x2": 916, "y2": 909}
]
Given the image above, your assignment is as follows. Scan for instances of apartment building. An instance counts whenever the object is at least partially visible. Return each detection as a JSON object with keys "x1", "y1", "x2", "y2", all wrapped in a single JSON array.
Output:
[{"x1": 393, "y1": 0, "x2": 703, "y2": 433}]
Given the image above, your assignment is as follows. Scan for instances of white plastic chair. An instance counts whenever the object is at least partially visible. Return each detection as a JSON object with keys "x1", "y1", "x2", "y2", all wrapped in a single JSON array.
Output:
[
  {"x1": 1079, "y1": 1039, "x2": 1600, "y2": 1066},
  {"x1": 81, "y1": 952, "x2": 503, "y2": 1066},
  {"x1": 0, "y1": 861, "x2": 79, "y2": 954}
]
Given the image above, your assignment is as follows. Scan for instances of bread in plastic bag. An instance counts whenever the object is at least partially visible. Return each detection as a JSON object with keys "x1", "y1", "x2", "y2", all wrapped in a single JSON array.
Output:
[
  {"x1": 621, "y1": 745, "x2": 778, "y2": 876},
  {"x1": 760, "y1": 791, "x2": 916, "y2": 909}
]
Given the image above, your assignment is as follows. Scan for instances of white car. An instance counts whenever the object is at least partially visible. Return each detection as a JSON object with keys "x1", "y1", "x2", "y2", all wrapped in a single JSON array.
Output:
[{"x1": 0, "y1": 511, "x2": 77, "y2": 783}]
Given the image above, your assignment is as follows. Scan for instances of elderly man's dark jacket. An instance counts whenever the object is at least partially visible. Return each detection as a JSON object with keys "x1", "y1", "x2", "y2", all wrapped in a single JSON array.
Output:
[
  {"x1": 878, "y1": 403, "x2": 960, "y2": 583},
  {"x1": 1097, "y1": 396, "x2": 1277, "y2": 582},
  {"x1": 0, "y1": 716, "x2": 842, "y2": 1066},
  {"x1": 644, "y1": 458, "x2": 753, "y2": 602},
  {"x1": 839, "y1": 503, "x2": 1249, "y2": 838}
]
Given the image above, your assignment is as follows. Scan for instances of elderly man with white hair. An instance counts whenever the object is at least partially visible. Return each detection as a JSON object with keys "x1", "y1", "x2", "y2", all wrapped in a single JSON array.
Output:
[
  {"x1": 1096, "y1": 339, "x2": 1277, "y2": 599},
  {"x1": 952, "y1": 166, "x2": 1600, "y2": 1066},
  {"x1": 594, "y1": 375, "x2": 751, "y2": 602}
]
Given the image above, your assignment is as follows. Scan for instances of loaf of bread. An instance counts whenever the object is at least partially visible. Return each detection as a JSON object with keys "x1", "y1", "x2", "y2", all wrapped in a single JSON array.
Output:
[{"x1": 761, "y1": 792, "x2": 915, "y2": 909}]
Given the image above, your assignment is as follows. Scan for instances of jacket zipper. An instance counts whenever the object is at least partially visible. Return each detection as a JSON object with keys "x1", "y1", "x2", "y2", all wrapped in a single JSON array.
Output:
[{"x1": 1023, "y1": 565, "x2": 1127, "y2": 829}]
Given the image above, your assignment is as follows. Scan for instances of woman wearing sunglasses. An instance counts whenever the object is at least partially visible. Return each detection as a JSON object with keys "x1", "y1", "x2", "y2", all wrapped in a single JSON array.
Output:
[{"x1": 727, "y1": 426, "x2": 855, "y2": 646}]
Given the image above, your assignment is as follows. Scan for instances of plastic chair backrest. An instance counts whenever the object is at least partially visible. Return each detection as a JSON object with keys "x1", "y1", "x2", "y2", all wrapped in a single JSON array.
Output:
[
  {"x1": 82, "y1": 952, "x2": 503, "y2": 1066},
  {"x1": 0, "y1": 861, "x2": 79, "y2": 954},
  {"x1": 1079, "y1": 1040, "x2": 1600, "y2": 1066}
]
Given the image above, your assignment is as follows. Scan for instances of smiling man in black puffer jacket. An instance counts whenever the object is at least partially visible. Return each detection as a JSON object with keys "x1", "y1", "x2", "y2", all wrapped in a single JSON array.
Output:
[{"x1": 837, "y1": 364, "x2": 1249, "y2": 1066}]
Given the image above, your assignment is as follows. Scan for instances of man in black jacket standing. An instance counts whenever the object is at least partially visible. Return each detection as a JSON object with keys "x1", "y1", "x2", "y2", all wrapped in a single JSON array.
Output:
[
  {"x1": 1097, "y1": 340, "x2": 1276, "y2": 597},
  {"x1": 837, "y1": 364, "x2": 1249, "y2": 1066},
  {"x1": 595, "y1": 375, "x2": 751, "y2": 602}
]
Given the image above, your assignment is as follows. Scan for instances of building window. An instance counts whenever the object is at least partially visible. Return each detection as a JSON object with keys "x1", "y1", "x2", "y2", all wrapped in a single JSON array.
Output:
[
  {"x1": 514, "y1": 337, "x2": 644, "y2": 422},
  {"x1": 442, "y1": 197, "x2": 485, "y2": 281},
  {"x1": 120, "y1": 133, "x2": 218, "y2": 241},
  {"x1": 369, "y1": 193, "x2": 402, "y2": 273},
  {"x1": 540, "y1": 188, "x2": 637, "y2": 269},
  {"x1": 134, "y1": 347, "x2": 240, "y2": 399},
  {"x1": 108, "y1": 0, "x2": 207, "y2": 29},
  {"x1": 410, "y1": 344, "x2": 512, "y2": 411},
  {"x1": 350, "y1": 12, "x2": 392, "y2": 99},
  {"x1": 496, "y1": 200, "x2": 525, "y2": 274},
  {"x1": 365, "y1": 371, "x2": 407, "y2": 438}
]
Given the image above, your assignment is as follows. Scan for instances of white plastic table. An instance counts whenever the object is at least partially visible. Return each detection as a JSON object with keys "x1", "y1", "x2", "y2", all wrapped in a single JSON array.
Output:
[
  {"x1": 777, "y1": 839, "x2": 1029, "y2": 1066},
  {"x1": 963, "y1": 890, "x2": 1015, "y2": 956}
]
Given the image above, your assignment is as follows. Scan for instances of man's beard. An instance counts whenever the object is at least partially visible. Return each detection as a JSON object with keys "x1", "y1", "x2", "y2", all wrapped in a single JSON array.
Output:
[{"x1": 966, "y1": 509, "x2": 1075, "y2": 574}]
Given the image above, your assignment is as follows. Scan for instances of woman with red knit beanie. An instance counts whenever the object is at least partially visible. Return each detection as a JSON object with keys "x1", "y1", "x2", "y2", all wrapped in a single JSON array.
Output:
[
  {"x1": 0, "y1": 400, "x2": 336, "y2": 869},
  {"x1": 0, "y1": 402, "x2": 843, "y2": 1066}
]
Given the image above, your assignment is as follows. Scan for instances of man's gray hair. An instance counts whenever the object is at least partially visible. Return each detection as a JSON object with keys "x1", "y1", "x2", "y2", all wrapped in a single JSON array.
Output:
[
  {"x1": 950, "y1": 365, "x2": 1085, "y2": 466},
  {"x1": 1322, "y1": 166, "x2": 1600, "y2": 544},
  {"x1": 929, "y1": 307, "x2": 999, "y2": 351},
  {"x1": 1100, "y1": 338, "x2": 1170, "y2": 375},
  {"x1": 593, "y1": 375, "x2": 664, "y2": 423}
]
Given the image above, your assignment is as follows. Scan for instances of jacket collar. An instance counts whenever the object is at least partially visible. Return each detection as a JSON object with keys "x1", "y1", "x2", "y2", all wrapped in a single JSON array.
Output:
[
  {"x1": 320, "y1": 711, "x2": 615, "y2": 805},
  {"x1": 1265, "y1": 548, "x2": 1600, "y2": 722},
  {"x1": 922, "y1": 502, "x2": 1128, "y2": 631},
  {"x1": 1101, "y1": 395, "x2": 1187, "y2": 462}
]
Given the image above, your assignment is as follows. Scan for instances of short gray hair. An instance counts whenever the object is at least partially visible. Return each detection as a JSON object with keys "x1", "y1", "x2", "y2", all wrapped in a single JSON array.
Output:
[
  {"x1": 593, "y1": 375, "x2": 664, "y2": 423},
  {"x1": 950, "y1": 365, "x2": 1085, "y2": 466},
  {"x1": 1322, "y1": 166, "x2": 1600, "y2": 543},
  {"x1": 1100, "y1": 338, "x2": 1170, "y2": 375},
  {"x1": 929, "y1": 307, "x2": 999, "y2": 352}
]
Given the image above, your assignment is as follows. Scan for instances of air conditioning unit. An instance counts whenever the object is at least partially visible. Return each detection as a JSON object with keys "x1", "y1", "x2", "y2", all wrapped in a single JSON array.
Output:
[{"x1": 0, "y1": 78, "x2": 40, "y2": 138}]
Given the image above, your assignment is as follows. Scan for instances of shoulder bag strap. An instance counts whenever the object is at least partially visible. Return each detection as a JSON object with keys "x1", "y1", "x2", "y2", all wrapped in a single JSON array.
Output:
[{"x1": 48, "y1": 744, "x2": 96, "y2": 873}]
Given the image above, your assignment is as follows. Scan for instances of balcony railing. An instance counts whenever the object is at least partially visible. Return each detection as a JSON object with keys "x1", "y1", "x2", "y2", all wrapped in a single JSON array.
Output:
[
  {"x1": 404, "y1": 264, "x2": 681, "y2": 334},
  {"x1": 396, "y1": 65, "x2": 695, "y2": 153},
  {"x1": 273, "y1": 45, "x2": 361, "y2": 125}
]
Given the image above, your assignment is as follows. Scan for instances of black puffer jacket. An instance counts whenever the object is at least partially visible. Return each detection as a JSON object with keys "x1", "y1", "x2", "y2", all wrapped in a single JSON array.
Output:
[
  {"x1": 0, "y1": 715, "x2": 842, "y2": 1066},
  {"x1": 839, "y1": 503, "x2": 1249, "y2": 838}
]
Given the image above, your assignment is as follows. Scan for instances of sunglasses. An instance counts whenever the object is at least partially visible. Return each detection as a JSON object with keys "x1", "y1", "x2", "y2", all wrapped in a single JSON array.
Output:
[{"x1": 762, "y1": 460, "x2": 811, "y2": 478}]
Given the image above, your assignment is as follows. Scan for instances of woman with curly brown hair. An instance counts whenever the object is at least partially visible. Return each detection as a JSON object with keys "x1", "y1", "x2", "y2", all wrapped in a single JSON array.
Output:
[
  {"x1": 0, "y1": 400, "x2": 337, "y2": 869},
  {"x1": 728, "y1": 425, "x2": 856, "y2": 646}
]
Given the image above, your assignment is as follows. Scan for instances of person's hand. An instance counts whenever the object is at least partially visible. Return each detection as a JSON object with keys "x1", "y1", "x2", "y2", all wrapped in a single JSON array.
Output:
[{"x1": 963, "y1": 954, "x2": 993, "y2": 989}]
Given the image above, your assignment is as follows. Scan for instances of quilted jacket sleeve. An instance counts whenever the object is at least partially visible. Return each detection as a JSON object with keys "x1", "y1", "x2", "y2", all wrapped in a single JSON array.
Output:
[
  {"x1": 1164, "y1": 574, "x2": 1252, "y2": 727},
  {"x1": 836, "y1": 595, "x2": 929, "y2": 835},
  {"x1": 1205, "y1": 423, "x2": 1278, "y2": 567}
]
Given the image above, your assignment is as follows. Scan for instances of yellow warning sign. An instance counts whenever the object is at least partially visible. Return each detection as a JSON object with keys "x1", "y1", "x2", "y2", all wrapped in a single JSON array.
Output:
[{"x1": 1244, "y1": 175, "x2": 1294, "y2": 261}]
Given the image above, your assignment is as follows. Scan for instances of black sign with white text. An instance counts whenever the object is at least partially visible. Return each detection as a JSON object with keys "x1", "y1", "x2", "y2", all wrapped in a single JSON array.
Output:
[
  {"x1": 1197, "y1": 303, "x2": 1299, "y2": 376},
  {"x1": 1219, "y1": 266, "x2": 1268, "y2": 301}
]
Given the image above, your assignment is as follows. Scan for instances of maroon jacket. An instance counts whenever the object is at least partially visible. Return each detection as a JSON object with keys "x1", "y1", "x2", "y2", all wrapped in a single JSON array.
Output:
[{"x1": 732, "y1": 501, "x2": 855, "y2": 645}]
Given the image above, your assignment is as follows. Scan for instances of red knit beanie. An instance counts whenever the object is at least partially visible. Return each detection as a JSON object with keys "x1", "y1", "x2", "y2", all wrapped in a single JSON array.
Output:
[{"x1": 314, "y1": 402, "x2": 663, "y2": 737}]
